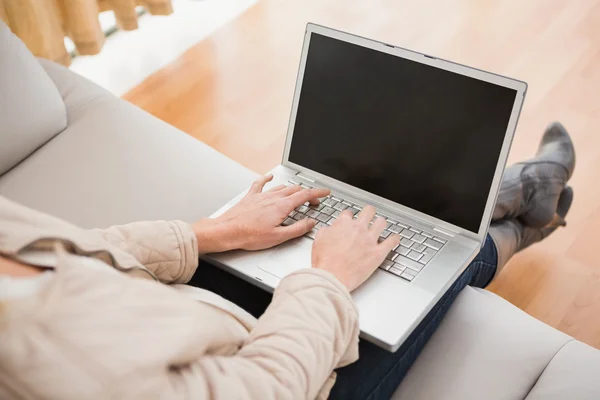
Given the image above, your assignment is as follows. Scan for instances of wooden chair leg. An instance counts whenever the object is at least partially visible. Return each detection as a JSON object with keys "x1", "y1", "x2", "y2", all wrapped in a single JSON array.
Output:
[
  {"x1": 1, "y1": 0, "x2": 71, "y2": 65},
  {"x1": 141, "y1": 0, "x2": 173, "y2": 16},
  {"x1": 58, "y1": 0, "x2": 104, "y2": 55},
  {"x1": 112, "y1": 0, "x2": 139, "y2": 31}
]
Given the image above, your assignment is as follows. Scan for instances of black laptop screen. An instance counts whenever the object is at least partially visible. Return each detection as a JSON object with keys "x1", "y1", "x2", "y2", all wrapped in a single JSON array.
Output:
[{"x1": 288, "y1": 33, "x2": 518, "y2": 233}]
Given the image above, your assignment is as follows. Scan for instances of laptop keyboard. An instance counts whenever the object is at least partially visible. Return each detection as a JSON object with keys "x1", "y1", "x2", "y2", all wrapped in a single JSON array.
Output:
[{"x1": 280, "y1": 179, "x2": 446, "y2": 282}]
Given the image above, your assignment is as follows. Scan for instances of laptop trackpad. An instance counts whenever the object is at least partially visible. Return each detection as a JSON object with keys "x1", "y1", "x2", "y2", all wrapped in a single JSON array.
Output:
[{"x1": 258, "y1": 238, "x2": 313, "y2": 279}]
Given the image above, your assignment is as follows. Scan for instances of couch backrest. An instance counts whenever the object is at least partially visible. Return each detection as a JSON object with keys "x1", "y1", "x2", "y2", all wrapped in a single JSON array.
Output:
[{"x1": 0, "y1": 21, "x2": 67, "y2": 176}]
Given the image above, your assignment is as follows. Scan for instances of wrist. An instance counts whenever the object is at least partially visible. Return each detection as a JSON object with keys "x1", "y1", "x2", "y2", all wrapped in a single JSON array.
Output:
[{"x1": 192, "y1": 218, "x2": 242, "y2": 254}]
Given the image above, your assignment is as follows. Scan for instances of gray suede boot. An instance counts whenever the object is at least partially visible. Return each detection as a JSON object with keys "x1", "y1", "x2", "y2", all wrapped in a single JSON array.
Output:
[
  {"x1": 493, "y1": 122, "x2": 575, "y2": 228},
  {"x1": 489, "y1": 186, "x2": 573, "y2": 271}
]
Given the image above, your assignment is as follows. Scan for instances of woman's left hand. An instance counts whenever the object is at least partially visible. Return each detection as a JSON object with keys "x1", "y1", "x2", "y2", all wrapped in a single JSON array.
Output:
[{"x1": 192, "y1": 174, "x2": 330, "y2": 254}]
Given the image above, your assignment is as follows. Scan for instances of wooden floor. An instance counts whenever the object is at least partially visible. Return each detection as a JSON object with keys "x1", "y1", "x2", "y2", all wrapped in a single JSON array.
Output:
[{"x1": 124, "y1": 0, "x2": 600, "y2": 348}]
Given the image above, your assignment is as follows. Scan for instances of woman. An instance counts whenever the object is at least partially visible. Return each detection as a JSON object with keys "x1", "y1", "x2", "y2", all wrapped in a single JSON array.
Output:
[{"x1": 0, "y1": 123, "x2": 575, "y2": 399}]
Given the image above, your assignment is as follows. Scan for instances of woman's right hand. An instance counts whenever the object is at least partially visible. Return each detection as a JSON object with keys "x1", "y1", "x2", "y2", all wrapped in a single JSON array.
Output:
[{"x1": 312, "y1": 205, "x2": 401, "y2": 291}]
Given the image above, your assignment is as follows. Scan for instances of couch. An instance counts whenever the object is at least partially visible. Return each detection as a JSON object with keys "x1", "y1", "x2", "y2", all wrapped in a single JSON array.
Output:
[{"x1": 1, "y1": 21, "x2": 599, "y2": 399}]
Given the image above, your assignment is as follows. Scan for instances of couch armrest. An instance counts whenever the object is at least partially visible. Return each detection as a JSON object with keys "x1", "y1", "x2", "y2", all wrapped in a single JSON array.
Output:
[
  {"x1": 392, "y1": 287, "x2": 575, "y2": 400},
  {"x1": 525, "y1": 340, "x2": 600, "y2": 400}
]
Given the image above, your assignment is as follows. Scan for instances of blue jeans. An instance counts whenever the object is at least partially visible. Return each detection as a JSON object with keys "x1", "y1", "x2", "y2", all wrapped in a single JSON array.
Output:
[{"x1": 188, "y1": 235, "x2": 498, "y2": 400}]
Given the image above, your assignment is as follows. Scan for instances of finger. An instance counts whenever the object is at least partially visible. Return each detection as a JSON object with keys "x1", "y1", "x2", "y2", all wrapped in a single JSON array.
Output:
[
  {"x1": 288, "y1": 188, "x2": 331, "y2": 207},
  {"x1": 267, "y1": 184, "x2": 287, "y2": 193},
  {"x1": 379, "y1": 234, "x2": 401, "y2": 254},
  {"x1": 276, "y1": 218, "x2": 317, "y2": 242},
  {"x1": 278, "y1": 184, "x2": 304, "y2": 197},
  {"x1": 370, "y1": 217, "x2": 387, "y2": 237},
  {"x1": 357, "y1": 205, "x2": 376, "y2": 223},
  {"x1": 248, "y1": 174, "x2": 273, "y2": 195},
  {"x1": 338, "y1": 209, "x2": 353, "y2": 220},
  {"x1": 314, "y1": 225, "x2": 328, "y2": 241}
]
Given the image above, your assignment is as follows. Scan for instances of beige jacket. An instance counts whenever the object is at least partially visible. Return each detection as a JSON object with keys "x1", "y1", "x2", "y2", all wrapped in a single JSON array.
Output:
[{"x1": 0, "y1": 196, "x2": 359, "y2": 399}]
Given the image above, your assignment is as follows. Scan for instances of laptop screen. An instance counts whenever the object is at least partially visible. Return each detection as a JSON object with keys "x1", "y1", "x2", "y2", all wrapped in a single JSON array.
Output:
[{"x1": 288, "y1": 33, "x2": 518, "y2": 233}]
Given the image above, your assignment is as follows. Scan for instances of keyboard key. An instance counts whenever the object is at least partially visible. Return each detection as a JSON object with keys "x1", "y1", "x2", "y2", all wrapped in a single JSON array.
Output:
[
  {"x1": 387, "y1": 219, "x2": 399, "y2": 224},
  {"x1": 412, "y1": 234, "x2": 426, "y2": 244},
  {"x1": 385, "y1": 221, "x2": 393, "y2": 229},
  {"x1": 380, "y1": 259, "x2": 394, "y2": 270},
  {"x1": 380, "y1": 230, "x2": 391, "y2": 239},
  {"x1": 326, "y1": 219, "x2": 334, "y2": 225},
  {"x1": 397, "y1": 222, "x2": 409, "y2": 229},
  {"x1": 421, "y1": 231, "x2": 434, "y2": 238},
  {"x1": 353, "y1": 204, "x2": 363, "y2": 210},
  {"x1": 400, "y1": 238, "x2": 413, "y2": 248},
  {"x1": 409, "y1": 228, "x2": 421, "y2": 234},
  {"x1": 348, "y1": 207, "x2": 360, "y2": 216},
  {"x1": 389, "y1": 266, "x2": 404, "y2": 276},
  {"x1": 306, "y1": 209, "x2": 320, "y2": 218},
  {"x1": 292, "y1": 213, "x2": 306, "y2": 221},
  {"x1": 399, "y1": 229, "x2": 415, "y2": 239},
  {"x1": 434, "y1": 236, "x2": 447, "y2": 244},
  {"x1": 375, "y1": 213, "x2": 388, "y2": 219},
  {"x1": 408, "y1": 261, "x2": 424, "y2": 272},
  {"x1": 306, "y1": 229, "x2": 317, "y2": 239},
  {"x1": 288, "y1": 211, "x2": 297, "y2": 218},
  {"x1": 332, "y1": 210, "x2": 341, "y2": 218},
  {"x1": 396, "y1": 246, "x2": 410, "y2": 256},
  {"x1": 289, "y1": 179, "x2": 301, "y2": 185},
  {"x1": 310, "y1": 203, "x2": 325, "y2": 211},
  {"x1": 411, "y1": 243, "x2": 427, "y2": 253},
  {"x1": 403, "y1": 267, "x2": 417, "y2": 276},
  {"x1": 423, "y1": 238, "x2": 442, "y2": 250},
  {"x1": 419, "y1": 249, "x2": 436, "y2": 264},
  {"x1": 342, "y1": 201, "x2": 353, "y2": 207},
  {"x1": 400, "y1": 272, "x2": 414, "y2": 281},
  {"x1": 316, "y1": 213, "x2": 331, "y2": 223},
  {"x1": 282, "y1": 218, "x2": 295, "y2": 226},
  {"x1": 315, "y1": 222, "x2": 328, "y2": 230},
  {"x1": 321, "y1": 206, "x2": 336, "y2": 215},
  {"x1": 333, "y1": 203, "x2": 348, "y2": 211},
  {"x1": 394, "y1": 254, "x2": 424, "y2": 271},
  {"x1": 323, "y1": 198, "x2": 336, "y2": 207},
  {"x1": 391, "y1": 262, "x2": 406, "y2": 271},
  {"x1": 389, "y1": 225, "x2": 402, "y2": 234},
  {"x1": 296, "y1": 205, "x2": 309, "y2": 213},
  {"x1": 331, "y1": 196, "x2": 341, "y2": 202},
  {"x1": 407, "y1": 251, "x2": 423, "y2": 261},
  {"x1": 386, "y1": 251, "x2": 398, "y2": 261}
]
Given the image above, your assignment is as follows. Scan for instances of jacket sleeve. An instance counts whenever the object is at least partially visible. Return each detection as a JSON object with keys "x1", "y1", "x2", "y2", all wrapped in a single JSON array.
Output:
[
  {"x1": 126, "y1": 269, "x2": 360, "y2": 400},
  {"x1": 91, "y1": 221, "x2": 199, "y2": 284}
]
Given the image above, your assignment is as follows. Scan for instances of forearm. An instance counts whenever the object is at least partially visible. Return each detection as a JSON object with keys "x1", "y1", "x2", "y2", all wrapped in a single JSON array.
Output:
[
  {"x1": 93, "y1": 220, "x2": 199, "y2": 283},
  {"x1": 235, "y1": 269, "x2": 360, "y2": 397}
]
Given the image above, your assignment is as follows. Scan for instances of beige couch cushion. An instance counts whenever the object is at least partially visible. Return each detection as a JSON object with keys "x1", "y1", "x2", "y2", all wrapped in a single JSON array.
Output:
[
  {"x1": 0, "y1": 21, "x2": 67, "y2": 176},
  {"x1": 0, "y1": 59, "x2": 257, "y2": 227}
]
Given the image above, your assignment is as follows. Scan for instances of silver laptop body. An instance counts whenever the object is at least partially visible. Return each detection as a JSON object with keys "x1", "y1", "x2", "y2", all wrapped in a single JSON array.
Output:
[{"x1": 206, "y1": 23, "x2": 527, "y2": 352}]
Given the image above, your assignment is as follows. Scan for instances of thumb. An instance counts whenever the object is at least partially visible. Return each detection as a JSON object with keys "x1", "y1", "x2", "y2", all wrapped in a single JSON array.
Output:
[{"x1": 277, "y1": 217, "x2": 317, "y2": 241}]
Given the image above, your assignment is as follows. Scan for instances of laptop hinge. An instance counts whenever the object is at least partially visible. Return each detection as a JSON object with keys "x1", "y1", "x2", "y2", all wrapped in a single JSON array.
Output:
[
  {"x1": 295, "y1": 172, "x2": 316, "y2": 183},
  {"x1": 433, "y1": 226, "x2": 457, "y2": 237}
]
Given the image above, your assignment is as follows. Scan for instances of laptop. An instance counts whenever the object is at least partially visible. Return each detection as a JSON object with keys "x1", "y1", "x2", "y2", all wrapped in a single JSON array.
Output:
[{"x1": 206, "y1": 23, "x2": 527, "y2": 352}]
